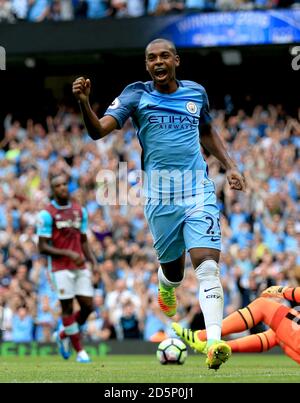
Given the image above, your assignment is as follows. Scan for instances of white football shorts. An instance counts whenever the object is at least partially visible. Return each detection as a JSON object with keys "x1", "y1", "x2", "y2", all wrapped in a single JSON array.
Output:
[{"x1": 50, "y1": 269, "x2": 94, "y2": 300}]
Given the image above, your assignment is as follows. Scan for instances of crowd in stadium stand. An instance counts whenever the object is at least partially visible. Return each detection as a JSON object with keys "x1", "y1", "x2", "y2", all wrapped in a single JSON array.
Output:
[
  {"x1": 0, "y1": 0, "x2": 299, "y2": 23},
  {"x1": 0, "y1": 100, "x2": 299, "y2": 343}
]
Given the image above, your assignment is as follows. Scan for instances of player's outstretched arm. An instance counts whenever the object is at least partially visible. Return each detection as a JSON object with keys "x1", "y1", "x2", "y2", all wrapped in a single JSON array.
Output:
[
  {"x1": 200, "y1": 124, "x2": 246, "y2": 192},
  {"x1": 261, "y1": 286, "x2": 300, "y2": 303},
  {"x1": 72, "y1": 77, "x2": 118, "y2": 140}
]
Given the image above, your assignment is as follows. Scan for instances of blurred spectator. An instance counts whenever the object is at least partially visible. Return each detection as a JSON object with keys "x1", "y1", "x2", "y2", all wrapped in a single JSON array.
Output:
[
  {"x1": 111, "y1": 0, "x2": 127, "y2": 16},
  {"x1": 60, "y1": 0, "x2": 74, "y2": 19},
  {"x1": 1, "y1": 0, "x2": 298, "y2": 22},
  {"x1": 127, "y1": 0, "x2": 145, "y2": 16},
  {"x1": 0, "y1": 0, "x2": 16, "y2": 22},
  {"x1": 72, "y1": 0, "x2": 87, "y2": 18},
  {"x1": 119, "y1": 301, "x2": 141, "y2": 339},
  {"x1": 11, "y1": 0, "x2": 28, "y2": 19},
  {"x1": 11, "y1": 306, "x2": 34, "y2": 342},
  {"x1": 35, "y1": 295, "x2": 57, "y2": 342},
  {"x1": 86, "y1": 294, "x2": 116, "y2": 340},
  {"x1": 87, "y1": 309, "x2": 116, "y2": 340},
  {"x1": 27, "y1": 0, "x2": 50, "y2": 21},
  {"x1": 152, "y1": 0, "x2": 184, "y2": 15},
  {"x1": 185, "y1": 0, "x2": 205, "y2": 12},
  {"x1": 86, "y1": 0, "x2": 111, "y2": 18},
  {"x1": 143, "y1": 297, "x2": 167, "y2": 341}
]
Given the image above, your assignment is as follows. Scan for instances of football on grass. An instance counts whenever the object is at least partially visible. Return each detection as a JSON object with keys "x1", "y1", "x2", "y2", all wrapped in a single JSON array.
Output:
[{"x1": 156, "y1": 338, "x2": 187, "y2": 365}]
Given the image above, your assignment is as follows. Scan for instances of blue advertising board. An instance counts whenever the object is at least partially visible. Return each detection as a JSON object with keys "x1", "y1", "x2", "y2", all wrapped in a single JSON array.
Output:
[{"x1": 156, "y1": 10, "x2": 300, "y2": 47}]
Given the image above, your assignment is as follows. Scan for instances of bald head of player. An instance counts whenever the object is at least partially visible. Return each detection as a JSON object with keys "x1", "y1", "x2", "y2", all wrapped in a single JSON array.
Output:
[
  {"x1": 50, "y1": 174, "x2": 69, "y2": 204},
  {"x1": 145, "y1": 38, "x2": 180, "y2": 94}
]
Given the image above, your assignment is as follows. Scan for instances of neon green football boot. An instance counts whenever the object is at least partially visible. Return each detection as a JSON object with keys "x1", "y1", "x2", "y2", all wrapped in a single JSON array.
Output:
[
  {"x1": 158, "y1": 283, "x2": 177, "y2": 317},
  {"x1": 172, "y1": 322, "x2": 231, "y2": 370},
  {"x1": 172, "y1": 322, "x2": 206, "y2": 353},
  {"x1": 205, "y1": 340, "x2": 232, "y2": 370}
]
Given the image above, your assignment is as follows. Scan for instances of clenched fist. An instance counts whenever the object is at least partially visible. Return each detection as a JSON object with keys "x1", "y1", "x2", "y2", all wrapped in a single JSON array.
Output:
[
  {"x1": 67, "y1": 250, "x2": 85, "y2": 266},
  {"x1": 226, "y1": 168, "x2": 246, "y2": 192},
  {"x1": 72, "y1": 77, "x2": 91, "y2": 103}
]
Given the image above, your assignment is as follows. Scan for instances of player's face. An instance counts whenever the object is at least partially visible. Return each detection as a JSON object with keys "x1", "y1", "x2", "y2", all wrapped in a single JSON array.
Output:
[
  {"x1": 52, "y1": 176, "x2": 69, "y2": 201},
  {"x1": 145, "y1": 43, "x2": 180, "y2": 87}
]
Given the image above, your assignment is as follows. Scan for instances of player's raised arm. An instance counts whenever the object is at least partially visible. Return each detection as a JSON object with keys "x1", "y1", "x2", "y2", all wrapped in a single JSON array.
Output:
[
  {"x1": 261, "y1": 286, "x2": 300, "y2": 303},
  {"x1": 72, "y1": 77, "x2": 118, "y2": 140},
  {"x1": 200, "y1": 123, "x2": 246, "y2": 192}
]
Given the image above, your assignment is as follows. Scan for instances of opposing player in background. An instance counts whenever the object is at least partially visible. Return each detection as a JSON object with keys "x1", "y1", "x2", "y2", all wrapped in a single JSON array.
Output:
[
  {"x1": 72, "y1": 38, "x2": 245, "y2": 369},
  {"x1": 37, "y1": 174, "x2": 96, "y2": 363},
  {"x1": 173, "y1": 286, "x2": 300, "y2": 366}
]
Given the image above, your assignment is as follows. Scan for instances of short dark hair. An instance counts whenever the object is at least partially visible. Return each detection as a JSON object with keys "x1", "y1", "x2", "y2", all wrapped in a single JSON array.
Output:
[
  {"x1": 145, "y1": 38, "x2": 177, "y2": 56},
  {"x1": 49, "y1": 173, "x2": 67, "y2": 187}
]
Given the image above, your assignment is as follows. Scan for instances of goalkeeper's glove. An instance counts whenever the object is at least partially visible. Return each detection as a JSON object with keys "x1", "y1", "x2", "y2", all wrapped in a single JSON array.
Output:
[{"x1": 261, "y1": 286, "x2": 288, "y2": 299}]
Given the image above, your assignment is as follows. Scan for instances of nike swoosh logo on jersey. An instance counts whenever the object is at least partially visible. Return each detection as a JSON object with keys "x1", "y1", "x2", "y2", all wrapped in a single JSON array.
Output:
[{"x1": 204, "y1": 286, "x2": 220, "y2": 293}]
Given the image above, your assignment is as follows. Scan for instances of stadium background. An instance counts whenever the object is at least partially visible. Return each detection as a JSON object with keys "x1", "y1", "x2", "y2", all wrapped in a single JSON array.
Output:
[{"x1": 0, "y1": 2, "x2": 299, "y2": 353}]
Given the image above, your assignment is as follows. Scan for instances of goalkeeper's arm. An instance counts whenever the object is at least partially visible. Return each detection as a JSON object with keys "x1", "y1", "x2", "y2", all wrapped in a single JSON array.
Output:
[
  {"x1": 282, "y1": 287, "x2": 300, "y2": 303},
  {"x1": 261, "y1": 286, "x2": 300, "y2": 303}
]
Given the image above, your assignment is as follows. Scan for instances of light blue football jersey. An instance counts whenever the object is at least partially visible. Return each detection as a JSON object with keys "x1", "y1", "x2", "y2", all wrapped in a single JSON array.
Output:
[{"x1": 105, "y1": 80, "x2": 215, "y2": 202}]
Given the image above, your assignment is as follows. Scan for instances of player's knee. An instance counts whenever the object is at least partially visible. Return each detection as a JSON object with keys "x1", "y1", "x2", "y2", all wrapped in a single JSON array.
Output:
[
  {"x1": 195, "y1": 259, "x2": 220, "y2": 281},
  {"x1": 161, "y1": 264, "x2": 184, "y2": 283},
  {"x1": 167, "y1": 271, "x2": 184, "y2": 283},
  {"x1": 189, "y1": 246, "x2": 220, "y2": 267}
]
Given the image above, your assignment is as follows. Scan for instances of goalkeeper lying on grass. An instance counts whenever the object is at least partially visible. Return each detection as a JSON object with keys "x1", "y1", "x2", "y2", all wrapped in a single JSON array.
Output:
[{"x1": 173, "y1": 286, "x2": 300, "y2": 368}]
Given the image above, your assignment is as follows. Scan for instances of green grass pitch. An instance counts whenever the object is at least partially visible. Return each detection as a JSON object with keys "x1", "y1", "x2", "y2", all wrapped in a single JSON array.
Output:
[{"x1": 0, "y1": 354, "x2": 298, "y2": 383}]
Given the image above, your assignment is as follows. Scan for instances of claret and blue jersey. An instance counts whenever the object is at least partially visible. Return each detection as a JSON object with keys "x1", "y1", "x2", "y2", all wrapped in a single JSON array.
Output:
[
  {"x1": 105, "y1": 80, "x2": 215, "y2": 201},
  {"x1": 36, "y1": 200, "x2": 88, "y2": 271}
]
